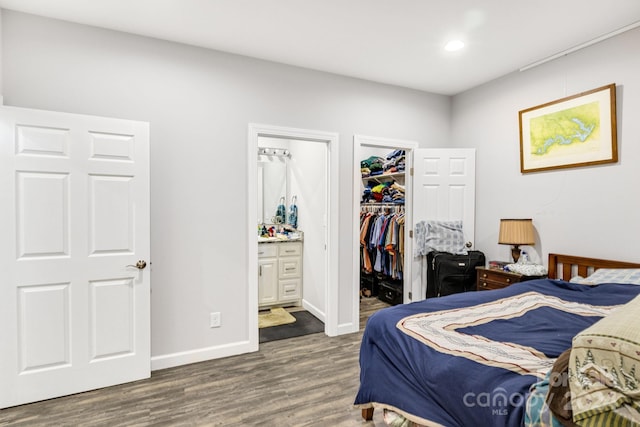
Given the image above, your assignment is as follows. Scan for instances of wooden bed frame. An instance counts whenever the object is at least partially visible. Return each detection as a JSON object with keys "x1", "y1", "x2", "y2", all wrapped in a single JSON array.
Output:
[
  {"x1": 548, "y1": 253, "x2": 640, "y2": 281},
  {"x1": 361, "y1": 253, "x2": 640, "y2": 421}
]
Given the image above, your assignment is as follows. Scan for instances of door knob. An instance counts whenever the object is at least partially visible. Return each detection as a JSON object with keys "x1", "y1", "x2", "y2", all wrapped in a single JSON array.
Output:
[{"x1": 127, "y1": 260, "x2": 147, "y2": 269}]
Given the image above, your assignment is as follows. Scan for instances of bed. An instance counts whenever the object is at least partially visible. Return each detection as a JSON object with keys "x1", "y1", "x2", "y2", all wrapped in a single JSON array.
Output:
[{"x1": 354, "y1": 253, "x2": 640, "y2": 426}]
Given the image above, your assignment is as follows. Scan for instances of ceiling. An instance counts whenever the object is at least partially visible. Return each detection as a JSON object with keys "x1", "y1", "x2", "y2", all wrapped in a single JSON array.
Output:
[{"x1": 1, "y1": 0, "x2": 640, "y2": 95}]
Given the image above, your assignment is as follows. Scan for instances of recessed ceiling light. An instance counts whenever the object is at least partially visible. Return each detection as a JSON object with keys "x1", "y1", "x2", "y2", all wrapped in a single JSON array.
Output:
[{"x1": 444, "y1": 40, "x2": 465, "y2": 52}]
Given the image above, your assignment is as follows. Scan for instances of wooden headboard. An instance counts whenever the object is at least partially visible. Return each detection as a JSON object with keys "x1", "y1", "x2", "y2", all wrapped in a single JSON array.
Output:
[{"x1": 548, "y1": 253, "x2": 640, "y2": 281}]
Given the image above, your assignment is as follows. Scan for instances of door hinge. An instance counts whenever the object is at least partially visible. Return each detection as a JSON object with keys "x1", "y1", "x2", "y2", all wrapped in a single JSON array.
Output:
[
  {"x1": 409, "y1": 230, "x2": 413, "y2": 238},
  {"x1": 410, "y1": 167, "x2": 414, "y2": 176},
  {"x1": 408, "y1": 291, "x2": 412, "y2": 300}
]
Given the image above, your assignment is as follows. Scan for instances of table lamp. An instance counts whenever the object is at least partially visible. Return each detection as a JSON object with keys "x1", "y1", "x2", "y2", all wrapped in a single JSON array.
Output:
[{"x1": 498, "y1": 218, "x2": 535, "y2": 263}]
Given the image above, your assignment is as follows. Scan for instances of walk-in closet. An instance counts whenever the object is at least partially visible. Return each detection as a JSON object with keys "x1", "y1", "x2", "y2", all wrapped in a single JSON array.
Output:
[{"x1": 359, "y1": 147, "x2": 407, "y2": 306}]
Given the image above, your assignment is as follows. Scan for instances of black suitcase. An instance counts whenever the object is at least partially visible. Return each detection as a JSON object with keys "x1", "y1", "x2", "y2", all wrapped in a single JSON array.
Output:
[
  {"x1": 378, "y1": 279, "x2": 403, "y2": 305},
  {"x1": 426, "y1": 251, "x2": 485, "y2": 298},
  {"x1": 360, "y1": 271, "x2": 379, "y2": 297}
]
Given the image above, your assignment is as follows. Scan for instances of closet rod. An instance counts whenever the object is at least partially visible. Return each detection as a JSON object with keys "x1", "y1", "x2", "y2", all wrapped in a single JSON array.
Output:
[{"x1": 360, "y1": 204, "x2": 404, "y2": 213}]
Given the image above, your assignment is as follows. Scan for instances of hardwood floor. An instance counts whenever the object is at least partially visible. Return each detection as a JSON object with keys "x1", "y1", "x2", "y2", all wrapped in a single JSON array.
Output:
[{"x1": 0, "y1": 297, "x2": 390, "y2": 427}]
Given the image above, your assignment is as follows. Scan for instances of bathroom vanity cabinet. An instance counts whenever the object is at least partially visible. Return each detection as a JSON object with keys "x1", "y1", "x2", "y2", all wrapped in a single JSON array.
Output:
[{"x1": 258, "y1": 241, "x2": 302, "y2": 307}]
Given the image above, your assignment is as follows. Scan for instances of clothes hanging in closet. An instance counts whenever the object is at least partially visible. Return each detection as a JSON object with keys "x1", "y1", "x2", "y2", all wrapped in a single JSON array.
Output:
[{"x1": 359, "y1": 208, "x2": 405, "y2": 280}]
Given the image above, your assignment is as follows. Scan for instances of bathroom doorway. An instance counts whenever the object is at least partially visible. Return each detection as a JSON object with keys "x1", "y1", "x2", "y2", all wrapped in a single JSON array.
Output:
[{"x1": 248, "y1": 124, "x2": 339, "y2": 350}]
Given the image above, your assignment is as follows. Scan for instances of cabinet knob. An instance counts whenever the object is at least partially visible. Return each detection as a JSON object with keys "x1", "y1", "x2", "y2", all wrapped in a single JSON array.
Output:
[
  {"x1": 481, "y1": 282, "x2": 487, "y2": 287},
  {"x1": 506, "y1": 278, "x2": 511, "y2": 283},
  {"x1": 482, "y1": 273, "x2": 488, "y2": 278}
]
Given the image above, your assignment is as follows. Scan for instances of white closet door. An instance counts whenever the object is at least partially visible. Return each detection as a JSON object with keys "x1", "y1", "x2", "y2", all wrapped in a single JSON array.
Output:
[
  {"x1": 0, "y1": 106, "x2": 150, "y2": 408},
  {"x1": 411, "y1": 148, "x2": 476, "y2": 300},
  {"x1": 412, "y1": 148, "x2": 476, "y2": 244}
]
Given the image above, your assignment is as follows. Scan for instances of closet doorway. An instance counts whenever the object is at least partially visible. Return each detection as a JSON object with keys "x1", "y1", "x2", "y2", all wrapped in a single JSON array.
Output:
[
  {"x1": 352, "y1": 135, "x2": 418, "y2": 330},
  {"x1": 248, "y1": 124, "x2": 339, "y2": 350},
  {"x1": 353, "y1": 140, "x2": 477, "y2": 330}
]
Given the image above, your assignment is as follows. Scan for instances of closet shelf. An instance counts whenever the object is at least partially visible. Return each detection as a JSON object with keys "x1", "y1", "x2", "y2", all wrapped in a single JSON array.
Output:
[
  {"x1": 361, "y1": 172, "x2": 405, "y2": 183},
  {"x1": 361, "y1": 202, "x2": 404, "y2": 206}
]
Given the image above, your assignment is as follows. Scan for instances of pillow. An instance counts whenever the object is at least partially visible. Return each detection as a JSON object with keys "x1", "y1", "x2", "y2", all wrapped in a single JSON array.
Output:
[
  {"x1": 569, "y1": 294, "x2": 640, "y2": 424},
  {"x1": 572, "y1": 268, "x2": 640, "y2": 285}
]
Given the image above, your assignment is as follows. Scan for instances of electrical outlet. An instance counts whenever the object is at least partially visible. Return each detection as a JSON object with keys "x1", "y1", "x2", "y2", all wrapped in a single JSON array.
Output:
[{"x1": 210, "y1": 312, "x2": 221, "y2": 328}]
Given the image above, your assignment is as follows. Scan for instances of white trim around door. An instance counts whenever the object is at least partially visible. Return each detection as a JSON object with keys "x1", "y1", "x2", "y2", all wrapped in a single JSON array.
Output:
[
  {"x1": 352, "y1": 135, "x2": 419, "y2": 331},
  {"x1": 248, "y1": 124, "x2": 340, "y2": 345}
]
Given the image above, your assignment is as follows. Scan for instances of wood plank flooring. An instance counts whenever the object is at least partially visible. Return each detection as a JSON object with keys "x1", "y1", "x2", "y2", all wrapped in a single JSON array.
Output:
[{"x1": 0, "y1": 297, "x2": 390, "y2": 427}]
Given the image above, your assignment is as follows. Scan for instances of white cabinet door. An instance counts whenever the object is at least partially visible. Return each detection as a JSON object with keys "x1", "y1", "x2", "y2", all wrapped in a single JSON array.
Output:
[
  {"x1": 0, "y1": 106, "x2": 150, "y2": 408},
  {"x1": 258, "y1": 258, "x2": 278, "y2": 306},
  {"x1": 411, "y1": 148, "x2": 476, "y2": 300}
]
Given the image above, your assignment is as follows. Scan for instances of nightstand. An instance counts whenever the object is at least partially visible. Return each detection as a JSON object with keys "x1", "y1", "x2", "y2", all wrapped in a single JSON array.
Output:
[{"x1": 476, "y1": 267, "x2": 546, "y2": 291}]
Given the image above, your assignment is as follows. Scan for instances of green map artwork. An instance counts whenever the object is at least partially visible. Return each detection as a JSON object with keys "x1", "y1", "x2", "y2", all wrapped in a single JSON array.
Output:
[{"x1": 530, "y1": 101, "x2": 600, "y2": 156}]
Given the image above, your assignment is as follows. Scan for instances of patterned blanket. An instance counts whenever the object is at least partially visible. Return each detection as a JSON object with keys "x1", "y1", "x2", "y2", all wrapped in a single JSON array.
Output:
[
  {"x1": 414, "y1": 220, "x2": 467, "y2": 256},
  {"x1": 355, "y1": 279, "x2": 640, "y2": 427}
]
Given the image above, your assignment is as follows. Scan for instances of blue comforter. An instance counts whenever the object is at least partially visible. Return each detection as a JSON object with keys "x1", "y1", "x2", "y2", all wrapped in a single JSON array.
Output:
[{"x1": 354, "y1": 279, "x2": 640, "y2": 427}]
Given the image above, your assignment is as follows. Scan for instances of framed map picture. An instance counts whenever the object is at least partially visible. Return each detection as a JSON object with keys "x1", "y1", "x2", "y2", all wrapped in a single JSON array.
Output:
[{"x1": 519, "y1": 84, "x2": 617, "y2": 173}]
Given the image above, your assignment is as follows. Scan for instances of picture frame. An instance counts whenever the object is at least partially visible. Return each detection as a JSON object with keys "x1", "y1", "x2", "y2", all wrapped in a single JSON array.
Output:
[{"x1": 518, "y1": 83, "x2": 617, "y2": 173}]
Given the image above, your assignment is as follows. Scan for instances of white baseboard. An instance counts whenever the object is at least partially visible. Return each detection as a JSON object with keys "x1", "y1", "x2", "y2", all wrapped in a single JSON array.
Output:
[
  {"x1": 150, "y1": 301, "x2": 358, "y2": 371},
  {"x1": 151, "y1": 340, "x2": 257, "y2": 371},
  {"x1": 301, "y1": 299, "x2": 325, "y2": 323},
  {"x1": 337, "y1": 321, "x2": 359, "y2": 335},
  {"x1": 302, "y1": 299, "x2": 358, "y2": 336}
]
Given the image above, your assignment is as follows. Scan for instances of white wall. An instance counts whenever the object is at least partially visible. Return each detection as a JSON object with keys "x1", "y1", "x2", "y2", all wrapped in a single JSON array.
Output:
[
  {"x1": 452, "y1": 26, "x2": 640, "y2": 266},
  {"x1": 1, "y1": 10, "x2": 451, "y2": 367}
]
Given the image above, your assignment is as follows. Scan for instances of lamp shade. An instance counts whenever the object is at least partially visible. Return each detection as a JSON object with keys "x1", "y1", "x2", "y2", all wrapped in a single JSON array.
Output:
[{"x1": 498, "y1": 219, "x2": 535, "y2": 245}]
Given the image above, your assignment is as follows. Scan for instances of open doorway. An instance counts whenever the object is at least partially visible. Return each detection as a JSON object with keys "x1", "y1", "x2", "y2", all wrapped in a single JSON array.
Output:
[
  {"x1": 248, "y1": 124, "x2": 340, "y2": 350},
  {"x1": 352, "y1": 135, "x2": 418, "y2": 330}
]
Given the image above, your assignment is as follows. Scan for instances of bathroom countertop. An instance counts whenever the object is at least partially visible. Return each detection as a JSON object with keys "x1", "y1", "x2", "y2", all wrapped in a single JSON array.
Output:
[{"x1": 258, "y1": 235, "x2": 302, "y2": 243}]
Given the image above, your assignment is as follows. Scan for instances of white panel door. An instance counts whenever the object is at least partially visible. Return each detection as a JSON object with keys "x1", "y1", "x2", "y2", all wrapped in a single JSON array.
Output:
[
  {"x1": 0, "y1": 106, "x2": 150, "y2": 408},
  {"x1": 413, "y1": 148, "x2": 476, "y2": 243},
  {"x1": 411, "y1": 149, "x2": 476, "y2": 299}
]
